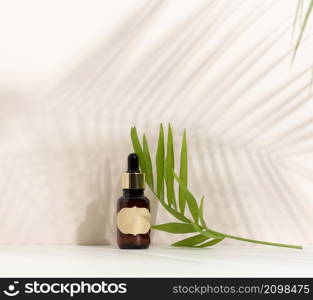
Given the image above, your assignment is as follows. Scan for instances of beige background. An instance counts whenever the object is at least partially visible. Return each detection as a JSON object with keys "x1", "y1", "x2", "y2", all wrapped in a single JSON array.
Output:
[{"x1": 0, "y1": 0, "x2": 313, "y2": 246}]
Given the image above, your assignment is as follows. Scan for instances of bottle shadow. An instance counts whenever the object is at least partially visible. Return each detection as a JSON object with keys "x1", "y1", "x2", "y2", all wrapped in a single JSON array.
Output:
[{"x1": 76, "y1": 158, "x2": 113, "y2": 245}]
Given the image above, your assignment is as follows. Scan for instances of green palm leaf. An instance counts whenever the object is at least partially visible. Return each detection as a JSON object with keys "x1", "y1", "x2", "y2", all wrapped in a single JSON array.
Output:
[
  {"x1": 143, "y1": 134, "x2": 154, "y2": 189},
  {"x1": 172, "y1": 234, "x2": 209, "y2": 247},
  {"x1": 152, "y1": 222, "x2": 196, "y2": 234},
  {"x1": 179, "y1": 129, "x2": 188, "y2": 214},
  {"x1": 174, "y1": 173, "x2": 199, "y2": 224},
  {"x1": 165, "y1": 124, "x2": 176, "y2": 208},
  {"x1": 192, "y1": 223, "x2": 224, "y2": 239},
  {"x1": 195, "y1": 237, "x2": 225, "y2": 248},
  {"x1": 199, "y1": 196, "x2": 208, "y2": 229},
  {"x1": 159, "y1": 199, "x2": 191, "y2": 223},
  {"x1": 130, "y1": 124, "x2": 302, "y2": 250},
  {"x1": 156, "y1": 124, "x2": 165, "y2": 200},
  {"x1": 130, "y1": 127, "x2": 146, "y2": 174}
]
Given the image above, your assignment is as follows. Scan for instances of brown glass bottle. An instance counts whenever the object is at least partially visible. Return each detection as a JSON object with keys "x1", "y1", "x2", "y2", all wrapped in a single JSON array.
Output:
[{"x1": 117, "y1": 153, "x2": 150, "y2": 249}]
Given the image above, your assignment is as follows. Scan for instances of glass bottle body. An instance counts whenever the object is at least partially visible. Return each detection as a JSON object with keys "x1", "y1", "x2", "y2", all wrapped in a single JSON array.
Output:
[{"x1": 117, "y1": 189, "x2": 150, "y2": 249}]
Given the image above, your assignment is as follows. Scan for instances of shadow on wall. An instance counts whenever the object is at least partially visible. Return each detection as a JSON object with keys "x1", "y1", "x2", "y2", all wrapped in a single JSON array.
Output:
[
  {"x1": 0, "y1": 89, "x2": 39, "y2": 123},
  {"x1": 76, "y1": 158, "x2": 112, "y2": 245},
  {"x1": 1, "y1": 0, "x2": 313, "y2": 246}
]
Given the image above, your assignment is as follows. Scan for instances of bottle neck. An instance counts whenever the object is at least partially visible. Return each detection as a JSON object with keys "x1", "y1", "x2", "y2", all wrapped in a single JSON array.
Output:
[{"x1": 123, "y1": 189, "x2": 144, "y2": 197}]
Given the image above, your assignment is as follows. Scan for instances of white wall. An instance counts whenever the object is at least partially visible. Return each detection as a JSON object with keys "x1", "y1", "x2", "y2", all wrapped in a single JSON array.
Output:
[{"x1": 0, "y1": 0, "x2": 313, "y2": 246}]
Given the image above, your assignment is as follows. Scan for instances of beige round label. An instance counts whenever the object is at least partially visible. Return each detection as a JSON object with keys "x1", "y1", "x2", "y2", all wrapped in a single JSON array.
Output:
[{"x1": 117, "y1": 206, "x2": 151, "y2": 235}]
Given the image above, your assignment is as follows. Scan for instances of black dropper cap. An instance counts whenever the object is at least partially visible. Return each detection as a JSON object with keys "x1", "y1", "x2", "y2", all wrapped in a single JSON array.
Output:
[
  {"x1": 122, "y1": 153, "x2": 145, "y2": 189},
  {"x1": 127, "y1": 153, "x2": 140, "y2": 173}
]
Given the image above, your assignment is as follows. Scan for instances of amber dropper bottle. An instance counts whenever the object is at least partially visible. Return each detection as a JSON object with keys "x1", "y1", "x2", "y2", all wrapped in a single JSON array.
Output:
[{"x1": 117, "y1": 153, "x2": 151, "y2": 249}]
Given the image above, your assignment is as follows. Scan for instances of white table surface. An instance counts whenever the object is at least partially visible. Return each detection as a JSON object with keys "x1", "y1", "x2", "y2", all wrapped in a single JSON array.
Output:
[{"x1": 0, "y1": 246, "x2": 312, "y2": 277}]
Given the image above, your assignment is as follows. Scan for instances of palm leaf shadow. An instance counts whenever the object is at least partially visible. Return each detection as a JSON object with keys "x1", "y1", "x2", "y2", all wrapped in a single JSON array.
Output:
[{"x1": 17, "y1": 0, "x2": 313, "y2": 245}]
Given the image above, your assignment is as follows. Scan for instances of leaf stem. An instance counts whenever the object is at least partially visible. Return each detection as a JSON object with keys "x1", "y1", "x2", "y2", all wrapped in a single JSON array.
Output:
[{"x1": 221, "y1": 233, "x2": 303, "y2": 249}]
